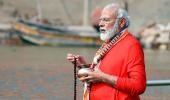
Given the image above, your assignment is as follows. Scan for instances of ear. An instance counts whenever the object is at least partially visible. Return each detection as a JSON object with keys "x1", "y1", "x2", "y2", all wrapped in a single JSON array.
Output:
[{"x1": 119, "y1": 18, "x2": 126, "y2": 28}]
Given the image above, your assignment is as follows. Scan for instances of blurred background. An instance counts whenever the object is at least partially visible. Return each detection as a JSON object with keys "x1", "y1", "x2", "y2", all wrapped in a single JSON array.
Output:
[{"x1": 0, "y1": 0, "x2": 170, "y2": 100}]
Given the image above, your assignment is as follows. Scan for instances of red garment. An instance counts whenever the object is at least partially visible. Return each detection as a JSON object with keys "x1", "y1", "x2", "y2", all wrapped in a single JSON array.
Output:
[{"x1": 90, "y1": 31, "x2": 146, "y2": 100}]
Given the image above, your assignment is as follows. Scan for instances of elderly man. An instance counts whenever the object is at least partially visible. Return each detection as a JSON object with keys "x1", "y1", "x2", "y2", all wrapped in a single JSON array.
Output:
[{"x1": 67, "y1": 3, "x2": 146, "y2": 100}]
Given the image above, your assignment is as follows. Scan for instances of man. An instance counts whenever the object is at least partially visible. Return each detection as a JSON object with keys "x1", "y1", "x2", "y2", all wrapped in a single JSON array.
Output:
[{"x1": 67, "y1": 3, "x2": 146, "y2": 100}]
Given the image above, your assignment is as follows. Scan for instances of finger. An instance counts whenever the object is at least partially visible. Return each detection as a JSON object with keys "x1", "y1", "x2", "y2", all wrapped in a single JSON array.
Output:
[
  {"x1": 67, "y1": 54, "x2": 75, "y2": 58},
  {"x1": 88, "y1": 80, "x2": 98, "y2": 83},
  {"x1": 67, "y1": 53, "x2": 74, "y2": 56},
  {"x1": 67, "y1": 58, "x2": 75, "y2": 63},
  {"x1": 75, "y1": 55, "x2": 80, "y2": 59},
  {"x1": 77, "y1": 73, "x2": 88, "y2": 78},
  {"x1": 75, "y1": 55, "x2": 84, "y2": 61},
  {"x1": 67, "y1": 54, "x2": 76, "y2": 58},
  {"x1": 67, "y1": 56, "x2": 75, "y2": 60},
  {"x1": 79, "y1": 76, "x2": 92, "y2": 81},
  {"x1": 67, "y1": 55, "x2": 77, "y2": 62}
]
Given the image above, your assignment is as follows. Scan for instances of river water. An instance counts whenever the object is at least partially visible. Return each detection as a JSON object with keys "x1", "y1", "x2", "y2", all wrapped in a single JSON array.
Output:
[{"x1": 0, "y1": 46, "x2": 169, "y2": 100}]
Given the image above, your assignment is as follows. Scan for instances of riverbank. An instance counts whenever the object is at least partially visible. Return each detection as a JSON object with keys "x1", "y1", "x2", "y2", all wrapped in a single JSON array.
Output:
[{"x1": 0, "y1": 46, "x2": 169, "y2": 99}]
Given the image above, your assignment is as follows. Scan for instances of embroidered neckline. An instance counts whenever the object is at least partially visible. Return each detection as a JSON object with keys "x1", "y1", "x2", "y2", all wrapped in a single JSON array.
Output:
[{"x1": 91, "y1": 30, "x2": 128, "y2": 68}]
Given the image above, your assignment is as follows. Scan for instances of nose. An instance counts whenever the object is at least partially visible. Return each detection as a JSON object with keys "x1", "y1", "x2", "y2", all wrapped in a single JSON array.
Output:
[{"x1": 99, "y1": 20, "x2": 104, "y2": 28}]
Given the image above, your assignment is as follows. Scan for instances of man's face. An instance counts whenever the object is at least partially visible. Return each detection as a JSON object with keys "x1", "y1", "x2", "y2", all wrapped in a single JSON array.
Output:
[{"x1": 99, "y1": 8, "x2": 117, "y2": 41}]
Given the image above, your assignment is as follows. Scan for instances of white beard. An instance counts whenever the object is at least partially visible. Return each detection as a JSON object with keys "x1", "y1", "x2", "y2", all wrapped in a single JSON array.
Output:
[
  {"x1": 100, "y1": 28, "x2": 115, "y2": 41},
  {"x1": 100, "y1": 18, "x2": 120, "y2": 41}
]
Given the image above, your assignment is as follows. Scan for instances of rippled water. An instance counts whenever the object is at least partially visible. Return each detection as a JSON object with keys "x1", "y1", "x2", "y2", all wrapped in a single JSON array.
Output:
[{"x1": 0, "y1": 46, "x2": 169, "y2": 100}]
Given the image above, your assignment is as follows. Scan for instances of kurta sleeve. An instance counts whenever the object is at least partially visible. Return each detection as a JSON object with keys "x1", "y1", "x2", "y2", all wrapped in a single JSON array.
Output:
[{"x1": 115, "y1": 43, "x2": 146, "y2": 95}]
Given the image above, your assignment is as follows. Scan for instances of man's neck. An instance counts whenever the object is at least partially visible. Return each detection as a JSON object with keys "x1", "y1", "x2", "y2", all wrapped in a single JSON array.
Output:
[{"x1": 108, "y1": 28, "x2": 128, "y2": 43}]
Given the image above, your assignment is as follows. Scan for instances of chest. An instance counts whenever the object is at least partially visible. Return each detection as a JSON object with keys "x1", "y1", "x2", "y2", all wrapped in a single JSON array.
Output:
[{"x1": 99, "y1": 45, "x2": 128, "y2": 76}]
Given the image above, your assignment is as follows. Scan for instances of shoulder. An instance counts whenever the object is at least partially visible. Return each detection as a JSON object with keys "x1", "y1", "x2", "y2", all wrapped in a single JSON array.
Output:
[
  {"x1": 123, "y1": 31, "x2": 142, "y2": 48},
  {"x1": 117, "y1": 31, "x2": 144, "y2": 56},
  {"x1": 124, "y1": 32, "x2": 144, "y2": 57}
]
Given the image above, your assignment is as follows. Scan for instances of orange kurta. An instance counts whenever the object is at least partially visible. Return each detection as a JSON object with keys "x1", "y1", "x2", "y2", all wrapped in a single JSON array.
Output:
[{"x1": 90, "y1": 31, "x2": 146, "y2": 100}]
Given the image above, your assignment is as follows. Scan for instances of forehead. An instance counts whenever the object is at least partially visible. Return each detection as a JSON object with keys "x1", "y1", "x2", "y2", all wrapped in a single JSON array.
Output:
[{"x1": 100, "y1": 7, "x2": 117, "y2": 18}]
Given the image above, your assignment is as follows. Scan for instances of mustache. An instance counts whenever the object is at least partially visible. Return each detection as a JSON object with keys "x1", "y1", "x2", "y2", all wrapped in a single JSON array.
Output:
[
  {"x1": 100, "y1": 29, "x2": 105, "y2": 33},
  {"x1": 100, "y1": 29, "x2": 114, "y2": 33}
]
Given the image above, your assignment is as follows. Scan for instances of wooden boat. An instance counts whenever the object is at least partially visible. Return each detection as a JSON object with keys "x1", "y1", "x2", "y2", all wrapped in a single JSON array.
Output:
[{"x1": 12, "y1": 20, "x2": 102, "y2": 46}]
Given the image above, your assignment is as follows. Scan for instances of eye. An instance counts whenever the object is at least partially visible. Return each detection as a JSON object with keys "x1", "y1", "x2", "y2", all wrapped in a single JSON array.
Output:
[
  {"x1": 99, "y1": 18, "x2": 111, "y2": 22},
  {"x1": 104, "y1": 18, "x2": 110, "y2": 22}
]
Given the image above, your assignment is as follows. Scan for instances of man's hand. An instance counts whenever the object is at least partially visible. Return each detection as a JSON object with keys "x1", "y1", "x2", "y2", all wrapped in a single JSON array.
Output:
[
  {"x1": 78, "y1": 65, "x2": 104, "y2": 83},
  {"x1": 67, "y1": 53, "x2": 87, "y2": 67},
  {"x1": 78, "y1": 64, "x2": 118, "y2": 87}
]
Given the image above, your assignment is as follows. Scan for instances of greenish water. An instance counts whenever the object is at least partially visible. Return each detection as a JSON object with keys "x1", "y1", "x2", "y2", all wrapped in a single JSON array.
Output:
[{"x1": 0, "y1": 45, "x2": 170, "y2": 100}]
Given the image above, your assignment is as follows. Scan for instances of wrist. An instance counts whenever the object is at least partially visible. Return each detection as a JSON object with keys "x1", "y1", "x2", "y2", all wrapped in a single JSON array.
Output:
[{"x1": 102, "y1": 73, "x2": 118, "y2": 87}]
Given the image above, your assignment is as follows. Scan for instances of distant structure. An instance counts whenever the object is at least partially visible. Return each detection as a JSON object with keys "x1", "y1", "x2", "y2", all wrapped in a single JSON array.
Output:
[
  {"x1": 138, "y1": 22, "x2": 170, "y2": 50},
  {"x1": 1, "y1": 0, "x2": 170, "y2": 33}
]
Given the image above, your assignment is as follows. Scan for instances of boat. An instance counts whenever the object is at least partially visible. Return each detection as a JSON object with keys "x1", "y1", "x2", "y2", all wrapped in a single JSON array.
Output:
[{"x1": 12, "y1": 19, "x2": 102, "y2": 46}]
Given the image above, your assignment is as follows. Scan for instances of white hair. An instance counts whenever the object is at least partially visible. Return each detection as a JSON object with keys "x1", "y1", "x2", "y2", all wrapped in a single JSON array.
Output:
[
  {"x1": 117, "y1": 8, "x2": 130, "y2": 27},
  {"x1": 104, "y1": 3, "x2": 130, "y2": 26}
]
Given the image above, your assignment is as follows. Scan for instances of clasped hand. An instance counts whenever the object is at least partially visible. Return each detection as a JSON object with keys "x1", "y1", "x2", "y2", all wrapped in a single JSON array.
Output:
[{"x1": 78, "y1": 64, "x2": 104, "y2": 83}]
